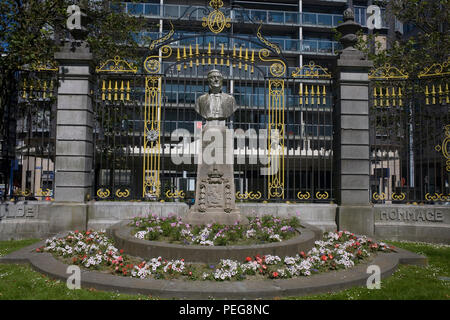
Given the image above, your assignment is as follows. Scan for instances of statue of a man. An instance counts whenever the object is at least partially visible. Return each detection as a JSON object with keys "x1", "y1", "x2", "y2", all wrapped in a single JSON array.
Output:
[{"x1": 195, "y1": 69, "x2": 237, "y2": 120}]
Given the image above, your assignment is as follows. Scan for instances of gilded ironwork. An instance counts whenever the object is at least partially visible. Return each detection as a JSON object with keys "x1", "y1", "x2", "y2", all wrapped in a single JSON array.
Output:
[
  {"x1": 418, "y1": 59, "x2": 450, "y2": 78},
  {"x1": 297, "y1": 191, "x2": 311, "y2": 200},
  {"x1": 97, "y1": 188, "x2": 111, "y2": 199},
  {"x1": 149, "y1": 21, "x2": 175, "y2": 50},
  {"x1": 392, "y1": 192, "x2": 406, "y2": 201},
  {"x1": 144, "y1": 45, "x2": 173, "y2": 74},
  {"x1": 236, "y1": 191, "x2": 262, "y2": 200},
  {"x1": 166, "y1": 190, "x2": 185, "y2": 199},
  {"x1": 30, "y1": 61, "x2": 58, "y2": 72},
  {"x1": 256, "y1": 24, "x2": 281, "y2": 55},
  {"x1": 425, "y1": 193, "x2": 450, "y2": 202},
  {"x1": 202, "y1": 0, "x2": 231, "y2": 34},
  {"x1": 95, "y1": 56, "x2": 138, "y2": 73},
  {"x1": 372, "y1": 86, "x2": 404, "y2": 107},
  {"x1": 21, "y1": 78, "x2": 55, "y2": 100},
  {"x1": 115, "y1": 188, "x2": 130, "y2": 198},
  {"x1": 372, "y1": 192, "x2": 386, "y2": 201},
  {"x1": 291, "y1": 61, "x2": 331, "y2": 78},
  {"x1": 19, "y1": 189, "x2": 31, "y2": 197},
  {"x1": 36, "y1": 188, "x2": 52, "y2": 197},
  {"x1": 435, "y1": 124, "x2": 450, "y2": 172},
  {"x1": 368, "y1": 64, "x2": 408, "y2": 80},
  {"x1": 267, "y1": 79, "x2": 285, "y2": 199},
  {"x1": 143, "y1": 76, "x2": 162, "y2": 198},
  {"x1": 259, "y1": 49, "x2": 286, "y2": 78},
  {"x1": 315, "y1": 191, "x2": 329, "y2": 200}
]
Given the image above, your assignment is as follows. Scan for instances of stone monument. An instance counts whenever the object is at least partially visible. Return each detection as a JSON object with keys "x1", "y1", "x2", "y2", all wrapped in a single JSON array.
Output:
[{"x1": 183, "y1": 70, "x2": 248, "y2": 225}]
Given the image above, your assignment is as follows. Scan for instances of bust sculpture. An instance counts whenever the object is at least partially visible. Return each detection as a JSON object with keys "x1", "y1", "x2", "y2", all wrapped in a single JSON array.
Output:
[
  {"x1": 183, "y1": 69, "x2": 248, "y2": 225},
  {"x1": 195, "y1": 69, "x2": 237, "y2": 120}
]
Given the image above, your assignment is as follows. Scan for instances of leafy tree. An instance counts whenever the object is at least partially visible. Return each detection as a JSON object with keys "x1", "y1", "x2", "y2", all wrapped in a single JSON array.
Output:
[{"x1": 357, "y1": 0, "x2": 450, "y2": 76}]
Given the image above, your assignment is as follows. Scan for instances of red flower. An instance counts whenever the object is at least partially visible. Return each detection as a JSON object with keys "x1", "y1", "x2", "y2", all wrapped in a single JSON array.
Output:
[
  {"x1": 74, "y1": 230, "x2": 79, "y2": 234},
  {"x1": 335, "y1": 244, "x2": 340, "y2": 248},
  {"x1": 355, "y1": 242, "x2": 360, "y2": 246},
  {"x1": 357, "y1": 250, "x2": 362, "y2": 255},
  {"x1": 328, "y1": 254, "x2": 333, "y2": 259},
  {"x1": 262, "y1": 265, "x2": 267, "y2": 270},
  {"x1": 119, "y1": 249, "x2": 124, "y2": 254},
  {"x1": 246, "y1": 257, "x2": 252, "y2": 262},
  {"x1": 299, "y1": 251, "x2": 306, "y2": 257},
  {"x1": 272, "y1": 272, "x2": 279, "y2": 278},
  {"x1": 86, "y1": 231, "x2": 91, "y2": 235},
  {"x1": 188, "y1": 271, "x2": 192, "y2": 276},
  {"x1": 321, "y1": 255, "x2": 328, "y2": 261},
  {"x1": 36, "y1": 248, "x2": 40, "y2": 252}
]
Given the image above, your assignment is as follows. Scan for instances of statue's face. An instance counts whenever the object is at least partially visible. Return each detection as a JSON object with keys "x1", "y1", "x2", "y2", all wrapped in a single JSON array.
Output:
[{"x1": 208, "y1": 71, "x2": 222, "y2": 92}]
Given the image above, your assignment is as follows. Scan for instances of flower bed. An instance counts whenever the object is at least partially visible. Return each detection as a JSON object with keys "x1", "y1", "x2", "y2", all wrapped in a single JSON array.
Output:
[
  {"x1": 131, "y1": 214, "x2": 301, "y2": 246},
  {"x1": 36, "y1": 229, "x2": 394, "y2": 281}
]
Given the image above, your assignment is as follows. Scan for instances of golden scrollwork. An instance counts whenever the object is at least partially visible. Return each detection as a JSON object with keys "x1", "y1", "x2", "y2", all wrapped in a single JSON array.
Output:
[
  {"x1": 97, "y1": 188, "x2": 111, "y2": 199},
  {"x1": 236, "y1": 191, "x2": 262, "y2": 200},
  {"x1": 392, "y1": 192, "x2": 406, "y2": 201},
  {"x1": 36, "y1": 188, "x2": 52, "y2": 197},
  {"x1": 372, "y1": 192, "x2": 386, "y2": 201},
  {"x1": 30, "y1": 61, "x2": 58, "y2": 72},
  {"x1": 256, "y1": 24, "x2": 281, "y2": 55},
  {"x1": 19, "y1": 189, "x2": 31, "y2": 196},
  {"x1": 267, "y1": 79, "x2": 285, "y2": 199},
  {"x1": 315, "y1": 191, "x2": 329, "y2": 200},
  {"x1": 143, "y1": 76, "x2": 162, "y2": 198},
  {"x1": 202, "y1": 0, "x2": 231, "y2": 34},
  {"x1": 418, "y1": 59, "x2": 450, "y2": 78},
  {"x1": 115, "y1": 188, "x2": 130, "y2": 198},
  {"x1": 425, "y1": 193, "x2": 449, "y2": 202},
  {"x1": 149, "y1": 21, "x2": 175, "y2": 50},
  {"x1": 368, "y1": 64, "x2": 408, "y2": 80},
  {"x1": 291, "y1": 61, "x2": 331, "y2": 78},
  {"x1": 297, "y1": 191, "x2": 311, "y2": 200},
  {"x1": 435, "y1": 124, "x2": 450, "y2": 172},
  {"x1": 259, "y1": 49, "x2": 286, "y2": 78},
  {"x1": 95, "y1": 56, "x2": 138, "y2": 73},
  {"x1": 165, "y1": 189, "x2": 185, "y2": 199},
  {"x1": 144, "y1": 45, "x2": 173, "y2": 74}
]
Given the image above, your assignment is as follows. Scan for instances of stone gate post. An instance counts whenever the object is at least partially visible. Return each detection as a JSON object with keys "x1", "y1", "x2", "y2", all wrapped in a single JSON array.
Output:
[
  {"x1": 334, "y1": 8, "x2": 374, "y2": 235},
  {"x1": 54, "y1": 39, "x2": 94, "y2": 202}
]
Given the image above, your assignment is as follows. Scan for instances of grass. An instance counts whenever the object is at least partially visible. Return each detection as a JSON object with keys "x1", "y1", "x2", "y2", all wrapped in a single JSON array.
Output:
[
  {"x1": 0, "y1": 238, "x2": 449, "y2": 300},
  {"x1": 286, "y1": 241, "x2": 450, "y2": 300},
  {"x1": 0, "y1": 239, "x2": 155, "y2": 300}
]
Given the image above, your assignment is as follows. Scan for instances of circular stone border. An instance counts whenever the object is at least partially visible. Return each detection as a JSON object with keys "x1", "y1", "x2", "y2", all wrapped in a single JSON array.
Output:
[
  {"x1": 107, "y1": 220, "x2": 323, "y2": 263},
  {"x1": 0, "y1": 239, "x2": 427, "y2": 299}
]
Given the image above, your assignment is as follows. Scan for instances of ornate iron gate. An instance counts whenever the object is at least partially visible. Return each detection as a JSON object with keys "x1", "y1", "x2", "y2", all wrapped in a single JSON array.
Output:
[
  {"x1": 369, "y1": 62, "x2": 450, "y2": 204},
  {"x1": 93, "y1": 2, "x2": 335, "y2": 203}
]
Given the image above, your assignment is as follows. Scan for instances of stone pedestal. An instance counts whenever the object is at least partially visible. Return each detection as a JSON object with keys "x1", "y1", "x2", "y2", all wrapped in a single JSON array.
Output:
[{"x1": 183, "y1": 122, "x2": 248, "y2": 225}]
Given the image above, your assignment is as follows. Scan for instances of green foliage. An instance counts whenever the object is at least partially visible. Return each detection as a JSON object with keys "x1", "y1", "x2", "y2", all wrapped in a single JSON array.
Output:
[
  {"x1": 131, "y1": 215, "x2": 300, "y2": 246},
  {"x1": 357, "y1": 0, "x2": 450, "y2": 75},
  {"x1": 0, "y1": 0, "x2": 154, "y2": 71}
]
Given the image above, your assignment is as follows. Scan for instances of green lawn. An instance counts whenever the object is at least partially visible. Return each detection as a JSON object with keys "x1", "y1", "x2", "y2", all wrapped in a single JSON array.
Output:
[{"x1": 0, "y1": 238, "x2": 449, "y2": 300}]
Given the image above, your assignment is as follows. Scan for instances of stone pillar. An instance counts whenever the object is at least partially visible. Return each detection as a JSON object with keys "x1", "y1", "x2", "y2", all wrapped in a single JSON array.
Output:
[
  {"x1": 334, "y1": 8, "x2": 374, "y2": 235},
  {"x1": 54, "y1": 41, "x2": 93, "y2": 202}
]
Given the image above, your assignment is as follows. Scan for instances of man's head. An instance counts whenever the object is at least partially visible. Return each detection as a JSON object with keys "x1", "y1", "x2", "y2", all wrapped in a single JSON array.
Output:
[{"x1": 207, "y1": 69, "x2": 223, "y2": 93}]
